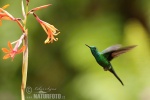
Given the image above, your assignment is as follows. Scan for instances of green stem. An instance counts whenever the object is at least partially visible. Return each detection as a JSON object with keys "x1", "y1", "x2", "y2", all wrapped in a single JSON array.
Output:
[
  {"x1": 21, "y1": 31, "x2": 28, "y2": 100},
  {"x1": 21, "y1": 1, "x2": 29, "y2": 100}
]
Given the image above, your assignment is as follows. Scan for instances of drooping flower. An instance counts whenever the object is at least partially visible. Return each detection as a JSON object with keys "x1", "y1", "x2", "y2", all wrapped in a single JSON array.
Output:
[
  {"x1": 2, "y1": 42, "x2": 26, "y2": 60},
  {"x1": 33, "y1": 13, "x2": 60, "y2": 44}
]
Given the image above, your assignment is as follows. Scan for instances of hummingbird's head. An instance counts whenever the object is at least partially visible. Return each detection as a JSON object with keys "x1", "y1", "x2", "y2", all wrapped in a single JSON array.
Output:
[{"x1": 85, "y1": 44, "x2": 97, "y2": 52}]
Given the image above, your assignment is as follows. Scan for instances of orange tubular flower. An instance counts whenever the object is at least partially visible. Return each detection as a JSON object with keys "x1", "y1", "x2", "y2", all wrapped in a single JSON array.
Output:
[
  {"x1": 0, "y1": 8, "x2": 15, "y2": 20},
  {"x1": 0, "y1": 5, "x2": 15, "y2": 25},
  {"x1": 1, "y1": 4, "x2": 10, "y2": 10},
  {"x1": 0, "y1": 4, "x2": 25, "y2": 32},
  {"x1": 2, "y1": 42, "x2": 26, "y2": 60},
  {"x1": 33, "y1": 13, "x2": 60, "y2": 44}
]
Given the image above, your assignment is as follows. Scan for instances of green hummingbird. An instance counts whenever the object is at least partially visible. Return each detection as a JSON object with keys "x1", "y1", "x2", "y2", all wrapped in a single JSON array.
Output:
[{"x1": 85, "y1": 44, "x2": 137, "y2": 86}]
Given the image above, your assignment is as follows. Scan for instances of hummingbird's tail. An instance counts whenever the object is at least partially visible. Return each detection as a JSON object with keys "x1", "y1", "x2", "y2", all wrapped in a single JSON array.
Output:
[{"x1": 109, "y1": 67, "x2": 124, "y2": 86}]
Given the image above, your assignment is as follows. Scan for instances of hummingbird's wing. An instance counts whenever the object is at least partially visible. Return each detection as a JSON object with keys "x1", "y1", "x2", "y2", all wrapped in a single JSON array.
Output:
[
  {"x1": 102, "y1": 45, "x2": 137, "y2": 61},
  {"x1": 102, "y1": 44, "x2": 122, "y2": 54},
  {"x1": 101, "y1": 44, "x2": 122, "y2": 60}
]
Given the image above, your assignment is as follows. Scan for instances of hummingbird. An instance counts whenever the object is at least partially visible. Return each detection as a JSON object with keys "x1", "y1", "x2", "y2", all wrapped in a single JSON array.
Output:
[{"x1": 85, "y1": 44, "x2": 137, "y2": 86}]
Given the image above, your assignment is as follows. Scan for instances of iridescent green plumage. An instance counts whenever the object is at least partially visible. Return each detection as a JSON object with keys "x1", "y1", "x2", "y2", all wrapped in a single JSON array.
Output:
[{"x1": 86, "y1": 44, "x2": 137, "y2": 86}]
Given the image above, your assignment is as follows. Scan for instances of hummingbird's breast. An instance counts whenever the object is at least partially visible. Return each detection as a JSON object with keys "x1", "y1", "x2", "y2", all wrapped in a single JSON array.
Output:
[{"x1": 92, "y1": 52, "x2": 110, "y2": 69}]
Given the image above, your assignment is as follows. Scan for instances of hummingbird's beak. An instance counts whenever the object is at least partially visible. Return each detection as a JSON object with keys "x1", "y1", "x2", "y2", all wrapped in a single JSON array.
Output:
[{"x1": 85, "y1": 44, "x2": 90, "y2": 48}]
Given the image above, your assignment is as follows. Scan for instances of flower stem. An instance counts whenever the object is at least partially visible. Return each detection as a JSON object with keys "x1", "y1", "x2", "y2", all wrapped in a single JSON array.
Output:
[
  {"x1": 21, "y1": 30, "x2": 28, "y2": 100},
  {"x1": 21, "y1": 0, "x2": 28, "y2": 100}
]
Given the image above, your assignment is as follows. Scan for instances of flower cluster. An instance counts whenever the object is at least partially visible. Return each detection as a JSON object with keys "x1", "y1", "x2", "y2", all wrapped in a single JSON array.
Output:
[{"x1": 0, "y1": 3, "x2": 59, "y2": 60}]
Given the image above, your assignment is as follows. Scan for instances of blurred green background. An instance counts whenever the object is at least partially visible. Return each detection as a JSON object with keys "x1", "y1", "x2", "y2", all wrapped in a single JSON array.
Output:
[{"x1": 0, "y1": 0, "x2": 150, "y2": 100}]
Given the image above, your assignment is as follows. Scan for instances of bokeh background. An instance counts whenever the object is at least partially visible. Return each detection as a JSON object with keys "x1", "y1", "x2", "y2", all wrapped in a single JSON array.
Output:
[{"x1": 0, "y1": 0, "x2": 150, "y2": 100}]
